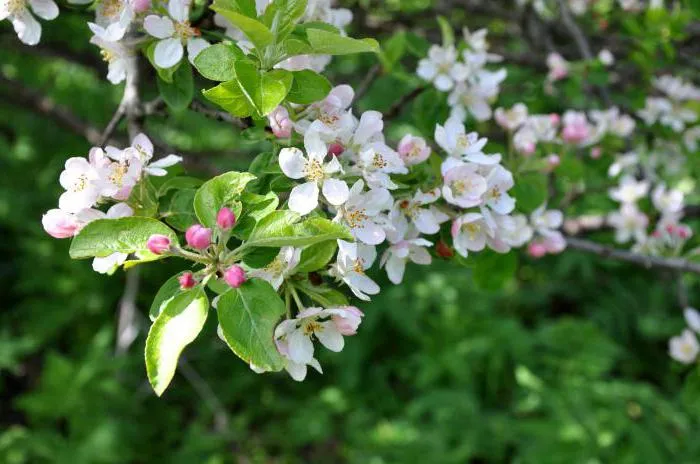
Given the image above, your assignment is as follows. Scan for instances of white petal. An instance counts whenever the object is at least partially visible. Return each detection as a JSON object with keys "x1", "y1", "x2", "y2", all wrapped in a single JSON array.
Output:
[
  {"x1": 187, "y1": 37, "x2": 210, "y2": 64},
  {"x1": 285, "y1": 360, "x2": 308, "y2": 381},
  {"x1": 12, "y1": 9, "x2": 41, "y2": 46},
  {"x1": 288, "y1": 182, "x2": 319, "y2": 215},
  {"x1": 149, "y1": 154, "x2": 182, "y2": 169},
  {"x1": 304, "y1": 133, "x2": 327, "y2": 161},
  {"x1": 316, "y1": 322, "x2": 344, "y2": 352},
  {"x1": 347, "y1": 273, "x2": 380, "y2": 296},
  {"x1": 354, "y1": 222, "x2": 385, "y2": 245},
  {"x1": 413, "y1": 209, "x2": 440, "y2": 234},
  {"x1": 385, "y1": 255, "x2": 406, "y2": 284},
  {"x1": 168, "y1": 0, "x2": 189, "y2": 22},
  {"x1": 154, "y1": 37, "x2": 184, "y2": 69},
  {"x1": 321, "y1": 179, "x2": 349, "y2": 206},
  {"x1": 143, "y1": 15, "x2": 175, "y2": 39},
  {"x1": 28, "y1": 0, "x2": 58, "y2": 20},
  {"x1": 278, "y1": 147, "x2": 306, "y2": 179},
  {"x1": 287, "y1": 329, "x2": 314, "y2": 364}
]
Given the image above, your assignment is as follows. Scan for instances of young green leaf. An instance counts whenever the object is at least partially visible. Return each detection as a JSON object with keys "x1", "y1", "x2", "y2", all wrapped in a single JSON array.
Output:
[
  {"x1": 69, "y1": 217, "x2": 177, "y2": 259},
  {"x1": 216, "y1": 279, "x2": 286, "y2": 371},
  {"x1": 246, "y1": 213, "x2": 353, "y2": 248},
  {"x1": 436, "y1": 16, "x2": 454, "y2": 47},
  {"x1": 512, "y1": 173, "x2": 548, "y2": 214},
  {"x1": 295, "y1": 240, "x2": 338, "y2": 273},
  {"x1": 157, "y1": 61, "x2": 194, "y2": 111},
  {"x1": 233, "y1": 191, "x2": 280, "y2": 239},
  {"x1": 162, "y1": 189, "x2": 197, "y2": 231},
  {"x1": 211, "y1": 2, "x2": 274, "y2": 51},
  {"x1": 149, "y1": 273, "x2": 187, "y2": 321},
  {"x1": 145, "y1": 287, "x2": 209, "y2": 396},
  {"x1": 193, "y1": 171, "x2": 256, "y2": 228},
  {"x1": 193, "y1": 43, "x2": 241, "y2": 81},
  {"x1": 305, "y1": 28, "x2": 380, "y2": 55},
  {"x1": 234, "y1": 61, "x2": 293, "y2": 115},
  {"x1": 287, "y1": 70, "x2": 332, "y2": 104},
  {"x1": 202, "y1": 80, "x2": 256, "y2": 117},
  {"x1": 261, "y1": 0, "x2": 308, "y2": 42}
]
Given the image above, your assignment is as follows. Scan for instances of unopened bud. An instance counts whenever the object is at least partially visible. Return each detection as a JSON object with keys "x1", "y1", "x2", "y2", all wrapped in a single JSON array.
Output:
[
  {"x1": 590, "y1": 146, "x2": 602, "y2": 159},
  {"x1": 224, "y1": 265, "x2": 247, "y2": 288},
  {"x1": 131, "y1": 0, "x2": 151, "y2": 13},
  {"x1": 328, "y1": 143, "x2": 344, "y2": 157},
  {"x1": 547, "y1": 154, "x2": 561, "y2": 169},
  {"x1": 435, "y1": 240, "x2": 454, "y2": 259},
  {"x1": 147, "y1": 234, "x2": 171, "y2": 255},
  {"x1": 216, "y1": 207, "x2": 236, "y2": 230},
  {"x1": 528, "y1": 241, "x2": 547, "y2": 258},
  {"x1": 185, "y1": 224, "x2": 212, "y2": 250},
  {"x1": 178, "y1": 272, "x2": 196, "y2": 289}
]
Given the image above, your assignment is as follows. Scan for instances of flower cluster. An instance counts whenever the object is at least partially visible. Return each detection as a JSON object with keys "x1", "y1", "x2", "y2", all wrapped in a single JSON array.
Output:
[
  {"x1": 417, "y1": 28, "x2": 506, "y2": 122},
  {"x1": 638, "y1": 75, "x2": 700, "y2": 133},
  {"x1": 670, "y1": 308, "x2": 700, "y2": 364},
  {"x1": 41, "y1": 134, "x2": 181, "y2": 273}
]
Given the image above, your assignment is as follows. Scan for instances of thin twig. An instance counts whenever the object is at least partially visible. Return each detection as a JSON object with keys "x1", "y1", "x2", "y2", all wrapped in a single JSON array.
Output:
[
  {"x1": 189, "y1": 100, "x2": 251, "y2": 129},
  {"x1": 565, "y1": 237, "x2": 700, "y2": 274},
  {"x1": 384, "y1": 85, "x2": 428, "y2": 122},
  {"x1": 353, "y1": 63, "x2": 381, "y2": 104}
]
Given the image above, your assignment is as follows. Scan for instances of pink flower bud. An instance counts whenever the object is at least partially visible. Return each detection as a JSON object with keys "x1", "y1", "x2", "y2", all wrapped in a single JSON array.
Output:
[
  {"x1": 178, "y1": 272, "x2": 196, "y2": 289},
  {"x1": 185, "y1": 224, "x2": 212, "y2": 250},
  {"x1": 331, "y1": 306, "x2": 364, "y2": 336},
  {"x1": 547, "y1": 154, "x2": 561, "y2": 169},
  {"x1": 518, "y1": 141, "x2": 536, "y2": 156},
  {"x1": 549, "y1": 113, "x2": 561, "y2": 126},
  {"x1": 130, "y1": 0, "x2": 151, "y2": 13},
  {"x1": 397, "y1": 134, "x2": 431, "y2": 165},
  {"x1": 268, "y1": 106, "x2": 292, "y2": 138},
  {"x1": 224, "y1": 265, "x2": 246, "y2": 288},
  {"x1": 42, "y1": 209, "x2": 79, "y2": 238},
  {"x1": 216, "y1": 207, "x2": 236, "y2": 230},
  {"x1": 147, "y1": 234, "x2": 171, "y2": 255},
  {"x1": 528, "y1": 241, "x2": 547, "y2": 258},
  {"x1": 436, "y1": 240, "x2": 454, "y2": 259},
  {"x1": 328, "y1": 142, "x2": 345, "y2": 157},
  {"x1": 590, "y1": 146, "x2": 602, "y2": 159},
  {"x1": 676, "y1": 225, "x2": 692, "y2": 240},
  {"x1": 651, "y1": 230, "x2": 662, "y2": 239}
]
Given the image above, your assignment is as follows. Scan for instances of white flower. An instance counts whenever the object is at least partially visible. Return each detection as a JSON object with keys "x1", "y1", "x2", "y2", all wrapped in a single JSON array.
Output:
[
  {"x1": 683, "y1": 126, "x2": 700, "y2": 151},
  {"x1": 482, "y1": 165, "x2": 515, "y2": 215},
  {"x1": 417, "y1": 45, "x2": 467, "y2": 92},
  {"x1": 334, "y1": 180, "x2": 391, "y2": 245},
  {"x1": 598, "y1": 49, "x2": 614, "y2": 66},
  {"x1": 88, "y1": 0, "x2": 134, "y2": 42},
  {"x1": 546, "y1": 52, "x2": 569, "y2": 81},
  {"x1": 248, "y1": 247, "x2": 301, "y2": 290},
  {"x1": 607, "y1": 203, "x2": 648, "y2": 243},
  {"x1": 609, "y1": 175, "x2": 649, "y2": 204},
  {"x1": 380, "y1": 235, "x2": 432, "y2": 284},
  {"x1": 451, "y1": 212, "x2": 496, "y2": 258},
  {"x1": 58, "y1": 157, "x2": 103, "y2": 213},
  {"x1": 296, "y1": 85, "x2": 355, "y2": 138},
  {"x1": 329, "y1": 240, "x2": 379, "y2": 300},
  {"x1": 2, "y1": 0, "x2": 58, "y2": 45},
  {"x1": 397, "y1": 134, "x2": 431, "y2": 165},
  {"x1": 447, "y1": 70, "x2": 506, "y2": 122},
  {"x1": 669, "y1": 329, "x2": 699, "y2": 364},
  {"x1": 129, "y1": 133, "x2": 182, "y2": 176},
  {"x1": 91, "y1": 203, "x2": 134, "y2": 274},
  {"x1": 279, "y1": 135, "x2": 349, "y2": 215},
  {"x1": 90, "y1": 35, "x2": 135, "y2": 85},
  {"x1": 337, "y1": 110, "x2": 385, "y2": 157},
  {"x1": 355, "y1": 142, "x2": 408, "y2": 189},
  {"x1": 143, "y1": 0, "x2": 210, "y2": 69},
  {"x1": 495, "y1": 103, "x2": 528, "y2": 131},
  {"x1": 652, "y1": 184, "x2": 684, "y2": 216},
  {"x1": 531, "y1": 204, "x2": 563, "y2": 233},
  {"x1": 497, "y1": 214, "x2": 533, "y2": 248},
  {"x1": 389, "y1": 188, "x2": 448, "y2": 237},
  {"x1": 684, "y1": 307, "x2": 700, "y2": 333},
  {"x1": 435, "y1": 118, "x2": 500, "y2": 165},
  {"x1": 97, "y1": 146, "x2": 143, "y2": 201},
  {"x1": 442, "y1": 163, "x2": 487, "y2": 209}
]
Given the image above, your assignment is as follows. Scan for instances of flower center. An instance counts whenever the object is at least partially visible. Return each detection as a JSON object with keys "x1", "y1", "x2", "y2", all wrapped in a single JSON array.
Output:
[
  {"x1": 71, "y1": 174, "x2": 89, "y2": 192},
  {"x1": 487, "y1": 186, "x2": 500, "y2": 200},
  {"x1": 681, "y1": 343, "x2": 695, "y2": 356},
  {"x1": 109, "y1": 162, "x2": 128, "y2": 187},
  {"x1": 408, "y1": 144, "x2": 423, "y2": 159},
  {"x1": 100, "y1": 0, "x2": 123, "y2": 20},
  {"x1": 399, "y1": 200, "x2": 418, "y2": 218},
  {"x1": 303, "y1": 159, "x2": 325, "y2": 182},
  {"x1": 5, "y1": 0, "x2": 25, "y2": 14},
  {"x1": 265, "y1": 257, "x2": 286, "y2": 275},
  {"x1": 462, "y1": 222, "x2": 481, "y2": 240},
  {"x1": 100, "y1": 49, "x2": 116, "y2": 63},
  {"x1": 352, "y1": 259, "x2": 365, "y2": 274},
  {"x1": 372, "y1": 153, "x2": 387, "y2": 169},
  {"x1": 303, "y1": 320, "x2": 322, "y2": 336},
  {"x1": 174, "y1": 21, "x2": 198, "y2": 41},
  {"x1": 319, "y1": 112, "x2": 340, "y2": 126},
  {"x1": 456, "y1": 134, "x2": 471, "y2": 149},
  {"x1": 345, "y1": 208, "x2": 368, "y2": 228}
]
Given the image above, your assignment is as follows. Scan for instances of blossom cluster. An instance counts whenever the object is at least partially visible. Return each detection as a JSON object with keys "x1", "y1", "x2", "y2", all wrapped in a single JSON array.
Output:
[
  {"x1": 41, "y1": 134, "x2": 181, "y2": 273},
  {"x1": 670, "y1": 308, "x2": 700, "y2": 365},
  {"x1": 417, "y1": 27, "x2": 507, "y2": 122}
]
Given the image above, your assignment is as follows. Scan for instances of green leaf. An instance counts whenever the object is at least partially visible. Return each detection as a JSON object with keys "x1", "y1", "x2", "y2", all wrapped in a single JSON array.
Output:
[
  {"x1": 202, "y1": 80, "x2": 255, "y2": 117},
  {"x1": 214, "y1": 0, "x2": 258, "y2": 17},
  {"x1": 193, "y1": 43, "x2": 241, "y2": 81},
  {"x1": 145, "y1": 287, "x2": 209, "y2": 396},
  {"x1": 193, "y1": 171, "x2": 256, "y2": 228},
  {"x1": 163, "y1": 189, "x2": 198, "y2": 231},
  {"x1": 287, "y1": 70, "x2": 332, "y2": 104},
  {"x1": 512, "y1": 173, "x2": 548, "y2": 214},
  {"x1": 242, "y1": 247, "x2": 280, "y2": 268},
  {"x1": 246, "y1": 213, "x2": 353, "y2": 248},
  {"x1": 234, "y1": 61, "x2": 293, "y2": 116},
  {"x1": 295, "y1": 240, "x2": 337, "y2": 273},
  {"x1": 296, "y1": 282, "x2": 349, "y2": 308},
  {"x1": 216, "y1": 279, "x2": 286, "y2": 371},
  {"x1": 211, "y1": 2, "x2": 274, "y2": 51},
  {"x1": 127, "y1": 178, "x2": 159, "y2": 217},
  {"x1": 305, "y1": 29, "x2": 380, "y2": 55},
  {"x1": 149, "y1": 273, "x2": 186, "y2": 321},
  {"x1": 69, "y1": 217, "x2": 177, "y2": 259},
  {"x1": 234, "y1": 191, "x2": 280, "y2": 239},
  {"x1": 436, "y1": 16, "x2": 454, "y2": 47},
  {"x1": 157, "y1": 176, "x2": 203, "y2": 197},
  {"x1": 379, "y1": 31, "x2": 407, "y2": 72},
  {"x1": 261, "y1": 0, "x2": 307, "y2": 42},
  {"x1": 157, "y1": 62, "x2": 194, "y2": 111}
]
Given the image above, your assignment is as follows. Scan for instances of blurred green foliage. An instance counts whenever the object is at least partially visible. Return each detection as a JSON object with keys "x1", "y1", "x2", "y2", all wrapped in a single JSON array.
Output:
[{"x1": 2, "y1": 1, "x2": 700, "y2": 463}]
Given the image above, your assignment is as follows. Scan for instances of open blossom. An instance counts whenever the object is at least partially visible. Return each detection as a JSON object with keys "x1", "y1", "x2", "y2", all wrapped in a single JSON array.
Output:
[
  {"x1": 337, "y1": 110, "x2": 385, "y2": 157},
  {"x1": 397, "y1": 135, "x2": 431, "y2": 165},
  {"x1": 329, "y1": 240, "x2": 379, "y2": 301},
  {"x1": 380, "y1": 235, "x2": 432, "y2": 284},
  {"x1": 546, "y1": 52, "x2": 569, "y2": 81},
  {"x1": 447, "y1": 71, "x2": 506, "y2": 122},
  {"x1": 435, "y1": 118, "x2": 500, "y2": 165},
  {"x1": 495, "y1": 103, "x2": 528, "y2": 131},
  {"x1": 669, "y1": 329, "x2": 699, "y2": 364},
  {"x1": 128, "y1": 133, "x2": 182, "y2": 176},
  {"x1": 685, "y1": 307, "x2": 700, "y2": 333},
  {"x1": 451, "y1": 212, "x2": 500, "y2": 257},
  {"x1": 482, "y1": 165, "x2": 515, "y2": 215},
  {"x1": 90, "y1": 35, "x2": 135, "y2": 85},
  {"x1": 389, "y1": 189, "x2": 449, "y2": 236},
  {"x1": 279, "y1": 134, "x2": 349, "y2": 215},
  {"x1": 144, "y1": 0, "x2": 210, "y2": 69},
  {"x1": 561, "y1": 111, "x2": 591, "y2": 144},
  {"x1": 497, "y1": 214, "x2": 533, "y2": 248},
  {"x1": 442, "y1": 163, "x2": 487, "y2": 208},
  {"x1": 58, "y1": 157, "x2": 102, "y2": 213},
  {"x1": 652, "y1": 184, "x2": 684, "y2": 216},
  {"x1": 248, "y1": 247, "x2": 301, "y2": 290},
  {"x1": 529, "y1": 205, "x2": 566, "y2": 253},
  {"x1": 607, "y1": 203, "x2": 648, "y2": 243},
  {"x1": 609, "y1": 175, "x2": 649, "y2": 204},
  {"x1": 296, "y1": 85, "x2": 355, "y2": 138},
  {"x1": 334, "y1": 180, "x2": 391, "y2": 245},
  {"x1": 1, "y1": 0, "x2": 58, "y2": 45},
  {"x1": 88, "y1": 0, "x2": 133, "y2": 42},
  {"x1": 417, "y1": 45, "x2": 467, "y2": 92},
  {"x1": 98, "y1": 147, "x2": 143, "y2": 201},
  {"x1": 355, "y1": 142, "x2": 407, "y2": 190}
]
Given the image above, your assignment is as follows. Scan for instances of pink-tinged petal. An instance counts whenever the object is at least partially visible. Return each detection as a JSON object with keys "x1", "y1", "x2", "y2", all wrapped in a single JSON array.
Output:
[
  {"x1": 278, "y1": 147, "x2": 306, "y2": 179},
  {"x1": 143, "y1": 15, "x2": 174, "y2": 39},
  {"x1": 153, "y1": 38, "x2": 183, "y2": 68},
  {"x1": 321, "y1": 178, "x2": 349, "y2": 206},
  {"x1": 42, "y1": 209, "x2": 79, "y2": 238},
  {"x1": 288, "y1": 182, "x2": 319, "y2": 215},
  {"x1": 464, "y1": 152, "x2": 501, "y2": 165},
  {"x1": 12, "y1": 9, "x2": 41, "y2": 46},
  {"x1": 131, "y1": 133, "x2": 153, "y2": 159},
  {"x1": 28, "y1": 0, "x2": 58, "y2": 20}
]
